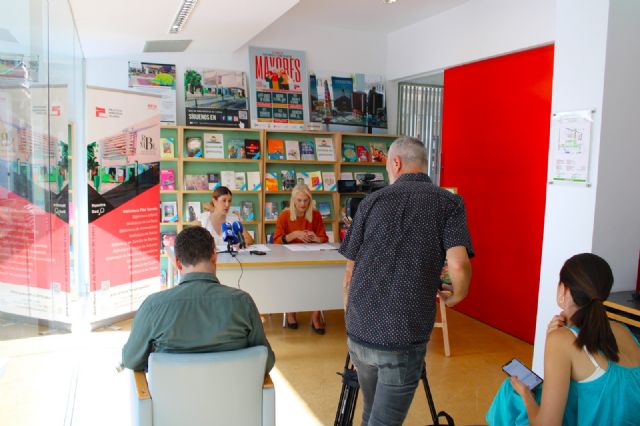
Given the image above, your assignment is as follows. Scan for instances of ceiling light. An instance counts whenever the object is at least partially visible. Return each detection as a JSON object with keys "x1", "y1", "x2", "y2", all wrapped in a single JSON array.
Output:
[
  {"x1": 384, "y1": 0, "x2": 397, "y2": 3},
  {"x1": 169, "y1": 0, "x2": 199, "y2": 34}
]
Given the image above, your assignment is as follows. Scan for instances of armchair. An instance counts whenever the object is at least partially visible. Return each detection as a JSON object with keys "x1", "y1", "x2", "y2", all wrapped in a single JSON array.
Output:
[{"x1": 130, "y1": 346, "x2": 275, "y2": 426}]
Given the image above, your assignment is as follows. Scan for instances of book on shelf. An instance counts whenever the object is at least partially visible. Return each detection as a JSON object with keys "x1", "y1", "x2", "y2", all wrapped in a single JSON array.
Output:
[
  {"x1": 186, "y1": 137, "x2": 203, "y2": 158},
  {"x1": 183, "y1": 174, "x2": 208, "y2": 190},
  {"x1": 342, "y1": 143, "x2": 357, "y2": 162},
  {"x1": 208, "y1": 172, "x2": 221, "y2": 190},
  {"x1": 229, "y1": 206, "x2": 241, "y2": 220},
  {"x1": 308, "y1": 171, "x2": 323, "y2": 191},
  {"x1": 203, "y1": 133, "x2": 225, "y2": 159},
  {"x1": 161, "y1": 137, "x2": 175, "y2": 158},
  {"x1": 240, "y1": 201, "x2": 255, "y2": 221},
  {"x1": 299, "y1": 140, "x2": 315, "y2": 160},
  {"x1": 315, "y1": 137, "x2": 335, "y2": 161},
  {"x1": 280, "y1": 170, "x2": 296, "y2": 190},
  {"x1": 161, "y1": 201, "x2": 178, "y2": 222},
  {"x1": 280, "y1": 200, "x2": 290, "y2": 211},
  {"x1": 244, "y1": 139, "x2": 261, "y2": 159},
  {"x1": 322, "y1": 172, "x2": 337, "y2": 191},
  {"x1": 264, "y1": 202, "x2": 279, "y2": 221},
  {"x1": 285, "y1": 140, "x2": 300, "y2": 160},
  {"x1": 317, "y1": 201, "x2": 331, "y2": 218},
  {"x1": 220, "y1": 171, "x2": 236, "y2": 189},
  {"x1": 267, "y1": 139, "x2": 285, "y2": 160},
  {"x1": 296, "y1": 171, "x2": 311, "y2": 187},
  {"x1": 247, "y1": 171, "x2": 261, "y2": 190},
  {"x1": 235, "y1": 172, "x2": 247, "y2": 191},
  {"x1": 185, "y1": 201, "x2": 201, "y2": 222},
  {"x1": 227, "y1": 139, "x2": 246, "y2": 159},
  {"x1": 265, "y1": 172, "x2": 279, "y2": 191},
  {"x1": 340, "y1": 172, "x2": 354, "y2": 180},
  {"x1": 160, "y1": 231, "x2": 177, "y2": 254},
  {"x1": 369, "y1": 142, "x2": 388, "y2": 163},
  {"x1": 160, "y1": 169, "x2": 175, "y2": 190},
  {"x1": 356, "y1": 145, "x2": 370, "y2": 162}
]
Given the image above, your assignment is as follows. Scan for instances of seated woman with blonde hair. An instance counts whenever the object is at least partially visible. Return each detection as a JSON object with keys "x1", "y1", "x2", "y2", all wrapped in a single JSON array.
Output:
[
  {"x1": 486, "y1": 253, "x2": 640, "y2": 425},
  {"x1": 273, "y1": 183, "x2": 328, "y2": 334}
]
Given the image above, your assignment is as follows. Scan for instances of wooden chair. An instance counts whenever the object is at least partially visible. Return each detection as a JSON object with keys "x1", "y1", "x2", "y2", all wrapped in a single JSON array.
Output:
[{"x1": 433, "y1": 295, "x2": 451, "y2": 356}]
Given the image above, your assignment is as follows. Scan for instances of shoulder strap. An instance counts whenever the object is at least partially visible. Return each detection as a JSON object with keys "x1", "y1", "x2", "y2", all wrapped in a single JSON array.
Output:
[{"x1": 565, "y1": 326, "x2": 601, "y2": 369}]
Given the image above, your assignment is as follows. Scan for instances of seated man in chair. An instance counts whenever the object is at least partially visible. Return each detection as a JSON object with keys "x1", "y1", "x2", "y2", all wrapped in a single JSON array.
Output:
[{"x1": 121, "y1": 225, "x2": 275, "y2": 373}]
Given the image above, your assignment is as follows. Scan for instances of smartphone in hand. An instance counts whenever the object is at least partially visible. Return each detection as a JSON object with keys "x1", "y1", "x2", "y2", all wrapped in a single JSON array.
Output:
[{"x1": 502, "y1": 358, "x2": 543, "y2": 390}]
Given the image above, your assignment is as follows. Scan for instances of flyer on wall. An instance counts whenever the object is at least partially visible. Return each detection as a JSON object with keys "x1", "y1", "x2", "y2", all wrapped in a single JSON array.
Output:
[
  {"x1": 184, "y1": 68, "x2": 249, "y2": 128},
  {"x1": 0, "y1": 85, "x2": 71, "y2": 322},
  {"x1": 549, "y1": 110, "x2": 593, "y2": 185},
  {"x1": 249, "y1": 46, "x2": 309, "y2": 130},
  {"x1": 128, "y1": 61, "x2": 177, "y2": 125},
  {"x1": 309, "y1": 71, "x2": 387, "y2": 129},
  {"x1": 86, "y1": 86, "x2": 161, "y2": 321}
]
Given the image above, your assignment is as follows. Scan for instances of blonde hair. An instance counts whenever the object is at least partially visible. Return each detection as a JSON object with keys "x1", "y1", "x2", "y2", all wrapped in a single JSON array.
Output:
[{"x1": 289, "y1": 183, "x2": 315, "y2": 222}]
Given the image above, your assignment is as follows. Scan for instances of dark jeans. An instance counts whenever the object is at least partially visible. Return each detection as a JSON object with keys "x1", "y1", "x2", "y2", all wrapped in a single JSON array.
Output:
[{"x1": 347, "y1": 337, "x2": 427, "y2": 426}]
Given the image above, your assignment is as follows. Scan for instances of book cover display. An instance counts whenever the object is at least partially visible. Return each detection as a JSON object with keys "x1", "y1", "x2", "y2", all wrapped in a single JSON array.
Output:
[
  {"x1": 285, "y1": 140, "x2": 300, "y2": 160},
  {"x1": 247, "y1": 171, "x2": 261, "y2": 190},
  {"x1": 221, "y1": 171, "x2": 236, "y2": 189},
  {"x1": 244, "y1": 139, "x2": 261, "y2": 159},
  {"x1": 280, "y1": 170, "x2": 296, "y2": 190},
  {"x1": 185, "y1": 201, "x2": 201, "y2": 222},
  {"x1": 370, "y1": 142, "x2": 388, "y2": 163},
  {"x1": 309, "y1": 71, "x2": 387, "y2": 128},
  {"x1": 296, "y1": 171, "x2": 311, "y2": 187},
  {"x1": 208, "y1": 172, "x2": 221, "y2": 190},
  {"x1": 315, "y1": 137, "x2": 335, "y2": 161},
  {"x1": 160, "y1": 169, "x2": 175, "y2": 190},
  {"x1": 229, "y1": 205, "x2": 242, "y2": 220},
  {"x1": 161, "y1": 137, "x2": 175, "y2": 158},
  {"x1": 235, "y1": 172, "x2": 247, "y2": 191},
  {"x1": 322, "y1": 172, "x2": 337, "y2": 191},
  {"x1": 161, "y1": 201, "x2": 178, "y2": 222},
  {"x1": 299, "y1": 141, "x2": 315, "y2": 160},
  {"x1": 160, "y1": 231, "x2": 177, "y2": 254},
  {"x1": 264, "y1": 202, "x2": 279, "y2": 221},
  {"x1": 241, "y1": 201, "x2": 255, "y2": 221},
  {"x1": 227, "y1": 139, "x2": 246, "y2": 159},
  {"x1": 184, "y1": 68, "x2": 249, "y2": 128},
  {"x1": 249, "y1": 46, "x2": 309, "y2": 130},
  {"x1": 342, "y1": 143, "x2": 357, "y2": 162},
  {"x1": 203, "y1": 133, "x2": 224, "y2": 159},
  {"x1": 184, "y1": 174, "x2": 208, "y2": 190},
  {"x1": 318, "y1": 201, "x2": 331, "y2": 217},
  {"x1": 308, "y1": 171, "x2": 323, "y2": 191},
  {"x1": 265, "y1": 172, "x2": 279, "y2": 191},
  {"x1": 186, "y1": 137, "x2": 203, "y2": 158},
  {"x1": 267, "y1": 139, "x2": 285, "y2": 159},
  {"x1": 357, "y1": 145, "x2": 370, "y2": 162}
]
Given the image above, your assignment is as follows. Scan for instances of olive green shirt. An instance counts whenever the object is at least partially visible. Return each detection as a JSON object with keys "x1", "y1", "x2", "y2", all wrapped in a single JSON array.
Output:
[{"x1": 122, "y1": 272, "x2": 275, "y2": 372}]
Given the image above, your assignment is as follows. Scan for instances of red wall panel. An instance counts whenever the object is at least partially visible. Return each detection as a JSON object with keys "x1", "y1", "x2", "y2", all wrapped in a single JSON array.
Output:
[{"x1": 441, "y1": 45, "x2": 554, "y2": 343}]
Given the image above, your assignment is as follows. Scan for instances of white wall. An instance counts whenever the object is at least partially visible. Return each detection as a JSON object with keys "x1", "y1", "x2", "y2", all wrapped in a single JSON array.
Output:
[
  {"x1": 532, "y1": 0, "x2": 640, "y2": 374},
  {"x1": 86, "y1": 12, "x2": 386, "y2": 127}
]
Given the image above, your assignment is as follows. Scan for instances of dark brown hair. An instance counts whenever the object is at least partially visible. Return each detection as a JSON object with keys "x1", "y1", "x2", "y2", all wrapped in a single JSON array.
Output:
[
  {"x1": 560, "y1": 253, "x2": 618, "y2": 361},
  {"x1": 204, "y1": 186, "x2": 233, "y2": 212},
  {"x1": 175, "y1": 226, "x2": 214, "y2": 266}
]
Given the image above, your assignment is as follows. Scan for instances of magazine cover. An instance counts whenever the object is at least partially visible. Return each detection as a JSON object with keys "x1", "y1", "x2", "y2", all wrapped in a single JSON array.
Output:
[
  {"x1": 203, "y1": 133, "x2": 225, "y2": 159},
  {"x1": 161, "y1": 201, "x2": 178, "y2": 222},
  {"x1": 309, "y1": 71, "x2": 387, "y2": 128},
  {"x1": 322, "y1": 172, "x2": 337, "y2": 191},
  {"x1": 267, "y1": 139, "x2": 285, "y2": 159},
  {"x1": 296, "y1": 171, "x2": 311, "y2": 187},
  {"x1": 247, "y1": 171, "x2": 261, "y2": 190},
  {"x1": 160, "y1": 231, "x2": 177, "y2": 254},
  {"x1": 249, "y1": 46, "x2": 309, "y2": 129},
  {"x1": 285, "y1": 140, "x2": 300, "y2": 160},
  {"x1": 342, "y1": 143, "x2": 357, "y2": 162},
  {"x1": 280, "y1": 170, "x2": 296, "y2": 190},
  {"x1": 309, "y1": 171, "x2": 323, "y2": 191},
  {"x1": 160, "y1": 169, "x2": 175, "y2": 190},
  {"x1": 356, "y1": 145, "x2": 370, "y2": 162},
  {"x1": 221, "y1": 171, "x2": 236, "y2": 189},
  {"x1": 264, "y1": 202, "x2": 279, "y2": 221},
  {"x1": 186, "y1": 137, "x2": 203, "y2": 158},
  {"x1": 370, "y1": 142, "x2": 388, "y2": 163},
  {"x1": 315, "y1": 137, "x2": 335, "y2": 161},
  {"x1": 229, "y1": 205, "x2": 241, "y2": 220},
  {"x1": 227, "y1": 139, "x2": 246, "y2": 159},
  {"x1": 185, "y1": 201, "x2": 201, "y2": 222},
  {"x1": 235, "y1": 172, "x2": 247, "y2": 191},
  {"x1": 244, "y1": 139, "x2": 261, "y2": 159},
  {"x1": 266, "y1": 172, "x2": 279, "y2": 191},
  {"x1": 240, "y1": 201, "x2": 255, "y2": 221},
  {"x1": 183, "y1": 174, "x2": 208, "y2": 190},
  {"x1": 318, "y1": 201, "x2": 331, "y2": 217},
  {"x1": 208, "y1": 172, "x2": 221, "y2": 190},
  {"x1": 184, "y1": 68, "x2": 249, "y2": 127},
  {"x1": 299, "y1": 140, "x2": 315, "y2": 160},
  {"x1": 161, "y1": 137, "x2": 175, "y2": 158}
]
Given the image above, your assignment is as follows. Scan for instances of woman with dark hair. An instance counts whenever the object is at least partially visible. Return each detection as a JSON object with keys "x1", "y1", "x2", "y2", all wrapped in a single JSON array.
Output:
[
  {"x1": 197, "y1": 186, "x2": 254, "y2": 247},
  {"x1": 487, "y1": 253, "x2": 640, "y2": 425}
]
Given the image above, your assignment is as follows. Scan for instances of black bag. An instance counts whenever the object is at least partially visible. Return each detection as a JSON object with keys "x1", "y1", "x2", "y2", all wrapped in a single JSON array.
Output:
[{"x1": 334, "y1": 354, "x2": 455, "y2": 426}]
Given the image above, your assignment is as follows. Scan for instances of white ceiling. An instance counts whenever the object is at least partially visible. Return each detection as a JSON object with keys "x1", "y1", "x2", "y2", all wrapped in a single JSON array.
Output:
[{"x1": 70, "y1": 0, "x2": 468, "y2": 58}]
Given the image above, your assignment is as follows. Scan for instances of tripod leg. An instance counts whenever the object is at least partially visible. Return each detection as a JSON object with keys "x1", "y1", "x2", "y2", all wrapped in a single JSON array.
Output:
[{"x1": 421, "y1": 362, "x2": 440, "y2": 426}]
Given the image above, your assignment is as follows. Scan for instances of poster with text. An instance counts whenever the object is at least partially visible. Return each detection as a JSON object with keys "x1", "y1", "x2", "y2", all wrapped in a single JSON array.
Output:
[
  {"x1": 249, "y1": 46, "x2": 308, "y2": 130},
  {"x1": 86, "y1": 86, "x2": 161, "y2": 321},
  {"x1": 309, "y1": 72, "x2": 387, "y2": 128},
  {"x1": 0, "y1": 85, "x2": 71, "y2": 322},
  {"x1": 184, "y1": 68, "x2": 249, "y2": 127},
  {"x1": 128, "y1": 61, "x2": 177, "y2": 125}
]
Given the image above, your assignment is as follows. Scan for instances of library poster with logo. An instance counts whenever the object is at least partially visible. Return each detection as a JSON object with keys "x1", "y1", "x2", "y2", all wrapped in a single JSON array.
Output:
[
  {"x1": 0, "y1": 85, "x2": 71, "y2": 322},
  {"x1": 249, "y1": 46, "x2": 308, "y2": 130},
  {"x1": 184, "y1": 68, "x2": 249, "y2": 128},
  {"x1": 86, "y1": 87, "x2": 161, "y2": 320}
]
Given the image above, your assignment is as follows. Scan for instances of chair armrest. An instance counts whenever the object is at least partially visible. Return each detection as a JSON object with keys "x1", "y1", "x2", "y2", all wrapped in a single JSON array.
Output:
[
  {"x1": 130, "y1": 370, "x2": 153, "y2": 426},
  {"x1": 262, "y1": 374, "x2": 275, "y2": 426}
]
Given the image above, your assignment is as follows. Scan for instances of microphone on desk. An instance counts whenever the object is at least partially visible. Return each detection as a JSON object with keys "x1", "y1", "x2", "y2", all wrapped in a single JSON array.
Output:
[
  {"x1": 221, "y1": 222, "x2": 239, "y2": 256},
  {"x1": 232, "y1": 221, "x2": 246, "y2": 249}
]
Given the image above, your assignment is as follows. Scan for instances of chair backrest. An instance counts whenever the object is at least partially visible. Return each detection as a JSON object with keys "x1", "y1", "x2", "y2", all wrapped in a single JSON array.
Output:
[{"x1": 148, "y1": 346, "x2": 268, "y2": 426}]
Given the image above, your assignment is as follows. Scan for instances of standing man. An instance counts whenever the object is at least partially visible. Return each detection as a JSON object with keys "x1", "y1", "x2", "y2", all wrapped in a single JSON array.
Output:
[
  {"x1": 339, "y1": 136, "x2": 473, "y2": 425},
  {"x1": 122, "y1": 226, "x2": 275, "y2": 373}
]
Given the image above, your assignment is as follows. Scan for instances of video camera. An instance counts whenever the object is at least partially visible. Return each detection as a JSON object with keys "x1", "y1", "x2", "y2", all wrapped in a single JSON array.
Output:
[{"x1": 340, "y1": 173, "x2": 387, "y2": 220}]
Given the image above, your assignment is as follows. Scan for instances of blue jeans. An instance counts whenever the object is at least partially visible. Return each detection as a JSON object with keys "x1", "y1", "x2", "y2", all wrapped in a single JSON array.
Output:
[{"x1": 347, "y1": 337, "x2": 427, "y2": 426}]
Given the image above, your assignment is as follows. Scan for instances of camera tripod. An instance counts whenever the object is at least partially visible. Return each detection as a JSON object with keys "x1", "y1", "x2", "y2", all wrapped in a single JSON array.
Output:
[{"x1": 334, "y1": 354, "x2": 455, "y2": 426}]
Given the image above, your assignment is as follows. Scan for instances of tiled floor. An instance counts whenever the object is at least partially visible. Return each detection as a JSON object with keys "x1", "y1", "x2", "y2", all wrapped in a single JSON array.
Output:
[{"x1": 0, "y1": 308, "x2": 532, "y2": 425}]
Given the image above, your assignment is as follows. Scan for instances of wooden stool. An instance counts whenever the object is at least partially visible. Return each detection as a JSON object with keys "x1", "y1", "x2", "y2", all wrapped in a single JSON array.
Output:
[{"x1": 433, "y1": 295, "x2": 451, "y2": 356}]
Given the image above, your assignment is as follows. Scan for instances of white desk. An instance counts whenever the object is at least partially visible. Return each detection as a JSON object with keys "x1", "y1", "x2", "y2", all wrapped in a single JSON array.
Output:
[{"x1": 215, "y1": 244, "x2": 347, "y2": 314}]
